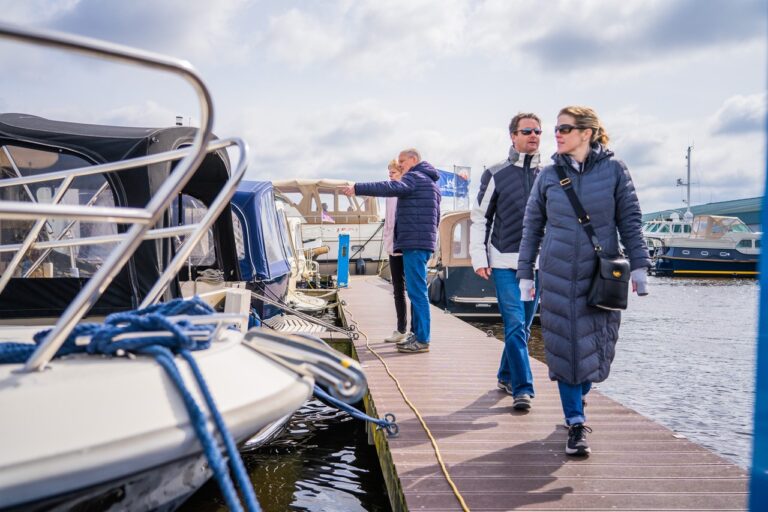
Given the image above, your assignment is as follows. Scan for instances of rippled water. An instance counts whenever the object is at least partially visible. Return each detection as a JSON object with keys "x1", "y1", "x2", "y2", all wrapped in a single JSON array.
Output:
[
  {"x1": 477, "y1": 276, "x2": 758, "y2": 468},
  {"x1": 182, "y1": 399, "x2": 391, "y2": 511}
]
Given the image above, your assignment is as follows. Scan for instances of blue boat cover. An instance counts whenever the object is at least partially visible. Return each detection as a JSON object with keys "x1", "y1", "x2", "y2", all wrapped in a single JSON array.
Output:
[{"x1": 231, "y1": 181, "x2": 291, "y2": 281}]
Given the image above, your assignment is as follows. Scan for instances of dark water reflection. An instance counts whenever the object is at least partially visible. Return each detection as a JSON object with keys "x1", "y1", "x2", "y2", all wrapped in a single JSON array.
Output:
[
  {"x1": 474, "y1": 276, "x2": 757, "y2": 468},
  {"x1": 182, "y1": 399, "x2": 391, "y2": 511}
]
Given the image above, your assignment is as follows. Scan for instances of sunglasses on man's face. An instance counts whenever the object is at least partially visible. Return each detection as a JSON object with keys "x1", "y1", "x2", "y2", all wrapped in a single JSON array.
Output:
[
  {"x1": 514, "y1": 128, "x2": 542, "y2": 136},
  {"x1": 554, "y1": 124, "x2": 585, "y2": 135}
]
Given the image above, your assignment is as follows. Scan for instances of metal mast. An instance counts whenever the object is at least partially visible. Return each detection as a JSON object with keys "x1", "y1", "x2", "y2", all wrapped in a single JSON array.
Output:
[{"x1": 676, "y1": 145, "x2": 694, "y2": 223}]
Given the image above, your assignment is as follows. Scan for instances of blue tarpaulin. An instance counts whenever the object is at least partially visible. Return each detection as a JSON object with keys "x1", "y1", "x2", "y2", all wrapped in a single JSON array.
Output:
[
  {"x1": 437, "y1": 169, "x2": 470, "y2": 198},
  {"x1": 231, "y1": 180, "x2": 291, "y2": 282}
]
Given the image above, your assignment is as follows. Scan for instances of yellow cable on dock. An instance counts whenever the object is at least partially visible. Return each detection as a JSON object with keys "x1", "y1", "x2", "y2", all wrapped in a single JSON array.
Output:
[{"x1": 344, "y1": 299, "x2": 471, "y2": 512}]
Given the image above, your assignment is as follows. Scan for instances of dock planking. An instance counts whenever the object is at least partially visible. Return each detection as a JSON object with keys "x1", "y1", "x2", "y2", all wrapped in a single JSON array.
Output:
[{"x1": 340, "y1": 276, "x2": 748, "y2": 511}]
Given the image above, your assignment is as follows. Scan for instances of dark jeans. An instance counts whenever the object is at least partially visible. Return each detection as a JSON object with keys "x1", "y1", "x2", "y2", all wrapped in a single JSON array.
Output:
[{"x1": 389, "y1": 254, "x2": 409, "y2": 334}]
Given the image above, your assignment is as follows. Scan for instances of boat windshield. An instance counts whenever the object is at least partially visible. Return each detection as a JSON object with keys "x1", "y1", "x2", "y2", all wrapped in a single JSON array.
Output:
[{"x1": 0, "y1": 145, "x2": 117, "y2": 278}]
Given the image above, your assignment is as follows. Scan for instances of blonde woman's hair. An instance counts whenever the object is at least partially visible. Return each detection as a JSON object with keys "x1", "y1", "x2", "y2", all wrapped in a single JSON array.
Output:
[
  {"x1": 388, "y1": 159, "x2": 398, "y2": 170},
  {"x1": 559, "y1": 105, "x2": 610, "y2": 145}
]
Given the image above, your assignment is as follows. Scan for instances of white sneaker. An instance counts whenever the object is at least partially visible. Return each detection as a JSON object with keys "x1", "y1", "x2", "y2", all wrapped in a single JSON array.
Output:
[{"x1": 384, "y1": 330, "x2": 407, "y2": 343}]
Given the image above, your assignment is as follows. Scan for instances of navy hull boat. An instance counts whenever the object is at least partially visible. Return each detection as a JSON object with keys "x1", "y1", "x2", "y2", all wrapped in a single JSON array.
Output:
[{"x1": 650, "y1": 215, "x2": 760, "y2": 277}]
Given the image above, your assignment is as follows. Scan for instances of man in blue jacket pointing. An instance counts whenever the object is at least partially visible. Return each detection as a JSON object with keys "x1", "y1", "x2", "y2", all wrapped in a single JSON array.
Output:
[{"x1": 340, "y1": 149, "x2": 441, "y2": 353}]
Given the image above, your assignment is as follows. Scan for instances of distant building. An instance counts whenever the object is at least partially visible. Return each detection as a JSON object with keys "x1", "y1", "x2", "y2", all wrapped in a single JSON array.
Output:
[{"x1": 643, "y1": 196, "x2": 763, "y2": 231}]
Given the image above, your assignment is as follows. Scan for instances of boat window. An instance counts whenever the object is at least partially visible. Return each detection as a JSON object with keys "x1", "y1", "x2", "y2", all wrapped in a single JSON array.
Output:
[
  {"x1": 260, "y1": 196, "x2": 286, "y2": 267},
  {"x1": 280, "y1": 192, "x2": 304, "y2": 210},
  {"x1": 276, "y1": 208, "x2": 293, "y2": 259},
  {"x1": 672, "y1": 225, "x2": 682, "y2": 233},
  {"x1": 658, "y1": 225, "x2": 670, "y2": 233},
  {"x1": 338, "y1": 193, "x2": 358, "y2": 212},
  {"x1": 684, "y1": 225, "x2": 691, "y2": 233},
  {"x1": 169, "y1": 195, "x2": 215, "y2": 266},
  {"x1": 756, "y1": 239, "x2": 762, "y2": 249},
  {"x1": 317, "y1": 190, "x2": 335, "y2": 212},
  {"x1": 647, "y1": 224, "x2": 660, "y2": 233},
  {"x1": 737, "y1": 240, "x2": 753, "y2": 249},
  {"x1": 231, "y1": 212, "x2": 246, "y2": 260},
  {"x1": 0, "y1": 145, "x2": 117, "y2": 278},
  {"x1": 729, "y1": 223, "x2": 750, "y2": 233},
  {"x1": 452, "y1": 219, "x2": 469, "y2": 259}
]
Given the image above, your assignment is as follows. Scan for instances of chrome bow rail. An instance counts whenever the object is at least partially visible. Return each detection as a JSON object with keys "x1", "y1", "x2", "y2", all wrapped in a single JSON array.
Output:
[{"x1": 0, "y1": 22, "x2": 241, "y2": 372}]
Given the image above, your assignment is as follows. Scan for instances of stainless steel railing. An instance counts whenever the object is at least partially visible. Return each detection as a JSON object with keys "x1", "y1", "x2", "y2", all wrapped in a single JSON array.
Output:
[{"x1": 0, "y1": 22, "x2": 223, "y2": 371}]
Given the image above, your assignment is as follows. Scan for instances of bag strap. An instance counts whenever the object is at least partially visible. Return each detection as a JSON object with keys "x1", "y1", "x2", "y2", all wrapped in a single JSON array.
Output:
[{"x1": 552, "y1": 164, "x2": 604, "y2": 255}]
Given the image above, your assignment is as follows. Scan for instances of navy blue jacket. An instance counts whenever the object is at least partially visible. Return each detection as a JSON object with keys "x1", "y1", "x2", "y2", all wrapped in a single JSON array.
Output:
[
  {"x1": 354, "y1": 162, "x2": 441, "y2": 252},
  {"x1": 517, "y1": 144, "x2": 650, "y2": 385}
]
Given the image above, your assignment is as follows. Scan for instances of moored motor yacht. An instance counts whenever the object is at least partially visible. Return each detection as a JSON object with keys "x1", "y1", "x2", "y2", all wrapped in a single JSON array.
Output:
[
  {"x1": 650, "y1": 215, "x2": 760, "y2": 277},
  {"x1": 274, "y1": 178, "x2": 386, "y2": 276}
]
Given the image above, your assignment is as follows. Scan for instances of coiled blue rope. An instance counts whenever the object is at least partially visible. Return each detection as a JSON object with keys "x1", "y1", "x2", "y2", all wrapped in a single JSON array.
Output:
[
  {"x1": 0, "y1": 297, "x2": 261, "y2": 512},
  {"x1": 313, "y1": 385, "x2": 398, "y2": 437}
]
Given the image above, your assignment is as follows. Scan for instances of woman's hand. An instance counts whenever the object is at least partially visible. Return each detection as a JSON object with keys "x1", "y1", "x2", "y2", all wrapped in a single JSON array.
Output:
[
  {"x1": 631, "y1": 268, "x2": 649, "y2": 296},
  {"x1": 519, "y1": 279, "x2": 535, "y2": 301}
]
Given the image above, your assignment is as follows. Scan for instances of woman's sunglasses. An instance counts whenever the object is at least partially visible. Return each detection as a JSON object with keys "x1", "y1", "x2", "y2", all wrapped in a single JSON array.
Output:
[
  {"x1": 554, "y1": 124, "x2": 585, "y2": 134},
  {"x1": 514, "y1": 128, "x2": 542, "y2": 136}
]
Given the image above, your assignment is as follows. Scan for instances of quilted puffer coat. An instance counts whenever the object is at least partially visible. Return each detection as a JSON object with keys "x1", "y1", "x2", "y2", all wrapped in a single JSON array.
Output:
[
  {"x1": 355, "y1": 162, "x2": 441, "y2": 253},
  {"x1": 517, "y1": 144, "x2": 650, "y2": 385}
]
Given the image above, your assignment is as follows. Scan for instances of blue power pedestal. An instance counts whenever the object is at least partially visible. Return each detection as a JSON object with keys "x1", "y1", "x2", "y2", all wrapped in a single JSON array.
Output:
[{"x1": 336, "y1": 232, "x2": 350, "y2": 287}]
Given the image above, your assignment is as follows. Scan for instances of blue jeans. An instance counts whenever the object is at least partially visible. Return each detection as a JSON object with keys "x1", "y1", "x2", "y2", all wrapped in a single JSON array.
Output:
[
  {"x1": 493, "y1": 269, "x2": 538, "y2": 397},
  {"x1": 558, "y1": 380, "x2": 593, "y2": 426},
  {"x1": 403, "y1": 249, "x2": 431, "y2": 343}
]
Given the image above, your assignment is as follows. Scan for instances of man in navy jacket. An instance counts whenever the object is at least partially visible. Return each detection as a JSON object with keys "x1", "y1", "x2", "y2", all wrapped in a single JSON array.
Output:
[
  {"x1": 470, "y1": 113, "x2": 542, "y2": 410},
  {"x1": 340, "y1": 149, "x2": 440, "y2": 353}
]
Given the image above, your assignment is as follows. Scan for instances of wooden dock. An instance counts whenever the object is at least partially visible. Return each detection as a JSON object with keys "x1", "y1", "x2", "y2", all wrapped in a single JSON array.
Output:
[{"x1": 340, "y1": 276, "x2": 749, "y2": 511}]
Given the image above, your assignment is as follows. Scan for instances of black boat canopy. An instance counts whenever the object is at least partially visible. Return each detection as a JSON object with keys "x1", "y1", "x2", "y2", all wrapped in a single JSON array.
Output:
[{"x1": 0, "y1": 113, "x2": 240, "y2": 318}]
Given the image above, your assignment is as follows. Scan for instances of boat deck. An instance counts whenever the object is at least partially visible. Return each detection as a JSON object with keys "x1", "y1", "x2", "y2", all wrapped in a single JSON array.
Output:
[{"x1": 340, "y1": 276, "x2": 749, "y2": 511}]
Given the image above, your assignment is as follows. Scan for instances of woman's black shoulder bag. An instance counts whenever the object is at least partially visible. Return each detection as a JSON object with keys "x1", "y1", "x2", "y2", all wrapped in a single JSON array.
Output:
[{"x1": 553, "y1": 165, "x2": 630, "y2": 311}]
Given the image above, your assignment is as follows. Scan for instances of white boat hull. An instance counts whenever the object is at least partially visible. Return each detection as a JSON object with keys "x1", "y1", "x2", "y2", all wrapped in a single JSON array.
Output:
[{"x1": 0, "y1": 330, "x2": 313, "y2": 510}]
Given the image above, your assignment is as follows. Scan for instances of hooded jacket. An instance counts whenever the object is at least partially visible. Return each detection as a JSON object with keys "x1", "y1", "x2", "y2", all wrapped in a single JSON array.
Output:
[
  {"x1": 354, "y1": 161, "x2": 441, "y2": 253},
  {"x1": 517, "y1": 144, "x2": 650, "y2": 385}
]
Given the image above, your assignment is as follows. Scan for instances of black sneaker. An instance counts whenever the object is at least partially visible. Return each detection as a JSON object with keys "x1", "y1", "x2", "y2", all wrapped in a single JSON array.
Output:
[
  {"x1": 497, "y1": 380, "x2": 513, "y2": 395},
  {"x1": 566, "y1": 423, "x2": 592, "y2": 456}
]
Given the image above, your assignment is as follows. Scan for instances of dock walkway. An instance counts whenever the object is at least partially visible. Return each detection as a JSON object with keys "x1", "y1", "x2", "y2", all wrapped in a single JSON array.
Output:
[{"x1": 340, "y1": 276, "x2": 749, "y2": 511}]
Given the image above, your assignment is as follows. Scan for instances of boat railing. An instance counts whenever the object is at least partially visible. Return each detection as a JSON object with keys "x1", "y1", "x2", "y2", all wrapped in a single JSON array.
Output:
[{"x1": 0, "y1": 22, "x2": 245, "y2": 372}]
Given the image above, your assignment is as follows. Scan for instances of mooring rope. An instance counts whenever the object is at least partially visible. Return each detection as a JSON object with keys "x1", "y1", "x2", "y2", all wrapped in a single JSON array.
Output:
[
  {"x1": 313, "y1": 385, "x2": 399, "y2": 437},
  {"x1": 342, "y1": 279, "x2": 471, "y2": 512},
  {"x1": 0, "y1": 297, "x2": 261, "y2": 512}
]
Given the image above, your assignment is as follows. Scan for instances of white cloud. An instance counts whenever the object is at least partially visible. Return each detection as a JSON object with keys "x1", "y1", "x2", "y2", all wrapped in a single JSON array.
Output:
[
  {"x1": 265, "y1": 9, "x2": 346, "y2": 68},
  {"x1": 710, "y1": 93, "x2": 767, "y2": 135}
]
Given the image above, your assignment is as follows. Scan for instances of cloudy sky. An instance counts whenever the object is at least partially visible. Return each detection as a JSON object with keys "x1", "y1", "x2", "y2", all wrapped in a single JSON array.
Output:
[{"x1": 0, "y1": 0, "x2": 765, "y2": 213}]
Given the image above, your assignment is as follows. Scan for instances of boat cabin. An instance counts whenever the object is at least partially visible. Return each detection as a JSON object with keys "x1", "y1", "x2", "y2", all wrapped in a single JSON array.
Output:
[
  {"x1": 0, "y1": 113, "x2": 239, "y2": 319},
  {"x1": 273, "y1": 179, "x2": 381, "y2": 225}
]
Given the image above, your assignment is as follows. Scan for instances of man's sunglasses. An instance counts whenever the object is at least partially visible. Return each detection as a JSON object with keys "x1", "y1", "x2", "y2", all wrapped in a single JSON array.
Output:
[
  {"x1": 514, "y1": 128, "x2": 542, "y2": 136},
  {"x1": 554, "y1": 124, "x2": 586, "y2": 134}
]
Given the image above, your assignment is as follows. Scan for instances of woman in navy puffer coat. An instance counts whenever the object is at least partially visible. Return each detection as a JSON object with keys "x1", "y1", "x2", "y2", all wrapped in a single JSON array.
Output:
[{"x1": 517, "y1": 106, "x2": 650, "y2": 456}]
